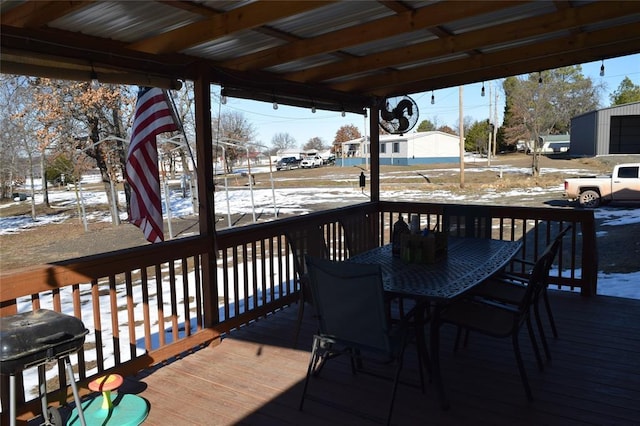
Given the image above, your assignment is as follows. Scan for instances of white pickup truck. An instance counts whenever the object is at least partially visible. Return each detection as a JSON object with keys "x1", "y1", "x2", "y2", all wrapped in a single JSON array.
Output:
[{"x1": 563, "y1": 163, "x2": 640, "y2": 208}]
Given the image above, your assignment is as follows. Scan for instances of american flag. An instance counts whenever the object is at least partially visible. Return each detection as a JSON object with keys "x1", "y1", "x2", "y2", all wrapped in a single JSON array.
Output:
[{"x1": 126, "y1": 87, "x2": 178, "y2": 243}]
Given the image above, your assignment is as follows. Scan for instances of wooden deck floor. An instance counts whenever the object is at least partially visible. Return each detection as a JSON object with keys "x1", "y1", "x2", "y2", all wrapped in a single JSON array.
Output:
[{"x1": 113, "y1": 291, "x2": 639, "y2": 425}]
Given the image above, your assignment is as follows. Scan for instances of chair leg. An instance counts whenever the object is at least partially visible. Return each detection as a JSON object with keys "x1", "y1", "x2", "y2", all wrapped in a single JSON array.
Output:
[
  {"x1": 292, "y1": 291, "x2": 305, "y2": 348},
  {"x1": 463, "y1": 328, "x2": 470, "y2": 347},
  {"x1": 526, "y1": 317, "x2": 544, "y2": 372},
  {"x1": 534, "y1": 299, "x2": 552, "y2": 361},
  {"x1": 543, "y1": 289, "x2": 559, "y2": 338},
  {"x1": 511, "y1": 332, "x2": 533, "y2": 402},
  {"x1": 386, "y1": 352, "x2": 405, "y2": 426},
  {"x1": 413, "y1": 308, "x2": 431, "y2": 386},
  {"x1": 453, "y1": 326, "x2": 463, "y2": 351},
  {"x1": 300, "y1": 336, "x2": 321, "y2": 410}
]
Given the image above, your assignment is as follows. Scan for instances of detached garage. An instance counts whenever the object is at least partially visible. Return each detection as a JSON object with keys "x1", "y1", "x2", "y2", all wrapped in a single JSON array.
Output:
[{"x1": 570, "y1": 102, "x2": 640, "y2": 156}]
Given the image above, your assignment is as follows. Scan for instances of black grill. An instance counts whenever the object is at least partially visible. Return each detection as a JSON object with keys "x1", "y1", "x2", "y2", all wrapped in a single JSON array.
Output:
[{"x1": 1, "y1": 309, "x2": 88, "y2": 426}]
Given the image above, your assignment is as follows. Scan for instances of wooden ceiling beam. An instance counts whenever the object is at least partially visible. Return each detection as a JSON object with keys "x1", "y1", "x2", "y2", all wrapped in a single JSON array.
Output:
[
  {"x1": 381, "y1": 39, "x2": 639, "y2": 98},
  {"x1": 345, "y1": 22, "x2": 640, "y2": 97},
  {"x1": 157, "y1": 0, "x2": 220, "y2": 16},
  {"x1": 0, "y1": 25, "x2": 195, "y2": 80},
  {"x1": 378, "y1": 1, "x2": 413, "y2": 14},
  {"x1": 285, "y1": 1, "x2": 640, "y2": 84},
  {"x1": 0, "y1": 1, "x2": 93, "y2": 27},
  {"x1": 222, "y1": 1, "x2": 523, "y2": 71},
  {"x1": 0, "y1": 60, "x2": 182, "y2": 90},
  {"x1": 127, "y1": 1, "x2": 335, "y2": 54}
]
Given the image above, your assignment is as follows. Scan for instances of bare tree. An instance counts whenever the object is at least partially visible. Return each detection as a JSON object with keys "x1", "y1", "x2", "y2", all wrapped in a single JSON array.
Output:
[
  {"x1": 271, "y1": 132, "x2": 297, "y2": 155},
  {"x1": 0, "y1": 75, "x2": 28, "y2": 201},
  {"x1": 303, "y1": 136, "x2": 325, "y2": 151},
  {"x1": 503, "y1": 66, "x2": 601, "y2": 176},
  {"x1": 213, "y1": 111, "x2": 256, "y2": 173}
]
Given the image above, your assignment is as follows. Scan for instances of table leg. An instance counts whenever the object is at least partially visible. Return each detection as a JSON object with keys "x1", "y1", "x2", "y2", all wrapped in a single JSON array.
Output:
[
  {"x1": 430, "y1": 306, "x2": 450, "y2": 410},
  {"x1": 413, "y1": 301, "x2": 432, "y2": 385}
]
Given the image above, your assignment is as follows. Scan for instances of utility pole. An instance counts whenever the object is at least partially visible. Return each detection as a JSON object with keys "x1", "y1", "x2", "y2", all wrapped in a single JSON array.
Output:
[
  {"x1": 459, "y1": 86, "x2": 465, "y2": 188},
  {"x1": 487, "y1": 83, "x2": 492, "y2": 166},
  {"x1": 493, "y1": 90, "x2": 499, "y2": 157}
]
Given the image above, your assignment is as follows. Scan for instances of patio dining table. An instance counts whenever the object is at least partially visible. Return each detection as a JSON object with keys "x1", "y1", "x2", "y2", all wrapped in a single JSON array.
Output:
[{"x1": 349, "y1": 236, "x2": 523, "y2": 410}]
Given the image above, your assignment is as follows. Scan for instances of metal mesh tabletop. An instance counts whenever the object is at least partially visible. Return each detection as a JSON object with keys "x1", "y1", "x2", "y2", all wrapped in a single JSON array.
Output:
[{"x1": 349, "y1": 238, "x2": 523, "y2": 302}]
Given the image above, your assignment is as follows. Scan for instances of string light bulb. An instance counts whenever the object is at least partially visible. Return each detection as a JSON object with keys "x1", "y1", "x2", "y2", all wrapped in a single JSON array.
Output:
[
  {"x1": 220, "y1": 89, "x2": 227, "y2": 105},
  {"x1": 481, "y1": 82, "x2": 485, "y2": 97},
  {"x1": 311, "y1": 105, "x2": 316, "y2": 113},
  {"x1": 600, "y1": 60, "x2": 605, "y2": 77},
  {"x1": 90, "y1": 65, "x2": 98, "y2": 86},
  {"x1": 431, "y1": 91, "x2": 435, "y2": 105},
  {"x1": 538, "y1": 72, "x2": 543, "y2": 84},
  {"x1": 273, "y1": 101, "x2": 278, "y2": 110},
  {"x1": 341, "y1": 109, "x2": 346, "y2": 117}
]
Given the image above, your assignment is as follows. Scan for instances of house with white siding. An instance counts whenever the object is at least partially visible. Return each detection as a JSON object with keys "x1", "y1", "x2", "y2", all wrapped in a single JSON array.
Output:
[{"x1": 340, "y1": 131, "x2": 461, "y2": 166}]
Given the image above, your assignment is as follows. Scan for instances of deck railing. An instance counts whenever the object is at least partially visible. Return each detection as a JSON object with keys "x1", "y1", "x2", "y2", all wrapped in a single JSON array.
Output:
[{"x1": 0, "y1": 202, "x2": 596, "y2": 422}]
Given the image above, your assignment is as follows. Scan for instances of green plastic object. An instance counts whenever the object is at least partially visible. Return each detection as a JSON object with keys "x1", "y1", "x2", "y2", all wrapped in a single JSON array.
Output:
[{"x1": 68, "y1": 393, "x2": 148, "y2": 426}]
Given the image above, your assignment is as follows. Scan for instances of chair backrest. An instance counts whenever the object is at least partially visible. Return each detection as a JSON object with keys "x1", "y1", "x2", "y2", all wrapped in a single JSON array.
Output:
[
  {"x1": 517, "y1": 242, "x2": 557, "y2": 312},
  {"x1": 443, "y1": 205, "x2": 492, "y2": 238},
  {"x1": 285, "y1": 225, "x2": 329, "y2": 278},
  {"x1": 548, "y1": 225, "x2": 572, "y2": 264},
  {"x1": 339, "y1": 211, "x2": 377, "y2": 257},
  {"x1": 536, "y1": 224, "x2": 572, "y2": 287},
  {"x1": 304, "y1": 255, "x2": 391, "y2": 353}
]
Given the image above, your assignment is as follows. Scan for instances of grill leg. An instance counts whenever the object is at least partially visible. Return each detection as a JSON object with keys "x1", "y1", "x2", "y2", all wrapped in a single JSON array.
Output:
[
  {"x1": 64, "y1": 356, "x2": 86, "y2": 426},
  {"x1": 9, "y1": 374, "x2": 16, "y2": 426},
  {"x1": 38, "y1": 364, "x2": 50, "y2": 424}
]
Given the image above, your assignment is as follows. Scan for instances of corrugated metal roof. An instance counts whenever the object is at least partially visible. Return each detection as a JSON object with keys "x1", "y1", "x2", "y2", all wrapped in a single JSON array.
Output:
[
  {"x1": 185, "y1": 30, "x2": 283, "y2": 62},
  {"x1": 49, "y1": 2, "x2": 203, "y2": 42},
  {"x1": 272, "y1": 2, "x2": 393, "y2": 37},
  {"x1": 2, "y1": 0, "x2": 639, "y2": 113}
]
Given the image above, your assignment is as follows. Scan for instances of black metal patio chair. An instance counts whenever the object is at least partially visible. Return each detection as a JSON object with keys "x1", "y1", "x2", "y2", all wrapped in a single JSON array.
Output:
[
  {"x1": 339, "y1": 210, "x2": 377, "y2": 257},
  {"x1": 436, "y1": 245, "x2": 556, "y2": 401},
  {"x1": 299, "y1": 255, "x2": 425, "y2": 425},
  {"x1": 285, "y1": 225, "x2": 329, "y2": 348},
  {"x1": 468, "y1": 225, "x2": 572, "y2": 360},
  {"x1": 442, "y1": 204, "x2": 492, "y2": 239}
]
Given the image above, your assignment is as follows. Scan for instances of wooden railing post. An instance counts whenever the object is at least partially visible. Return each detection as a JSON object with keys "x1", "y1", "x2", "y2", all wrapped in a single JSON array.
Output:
[
  {"x1": 579, "y1": 210, "x2": 598, "y2": 296},
  {"x1": 194, "y1": 66, "x2": 217, "y2": 328}
]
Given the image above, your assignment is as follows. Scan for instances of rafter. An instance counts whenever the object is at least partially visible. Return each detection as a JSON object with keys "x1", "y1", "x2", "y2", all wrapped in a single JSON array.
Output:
[
  {"x1": 284, "y1": 0, "x2": 640, "y2": 84},
  {"x1": 378, "y1": 38, "x2": 639, "y2": 99},
  {"x1": 0, "y1": 25, "x2": 195, "y2": 80},
  {"x1": 344, "y1": 22, "x2": 640, "y2": 97},
  {"x1": 127, "y1": 1, "x2": 336, "y2": 54},
  {"x1": 0, "y1": 1, "x2": 93, "y2": 27},
  {"x1": 222, "y1": 1, "x2": 523, "y2": 71}
]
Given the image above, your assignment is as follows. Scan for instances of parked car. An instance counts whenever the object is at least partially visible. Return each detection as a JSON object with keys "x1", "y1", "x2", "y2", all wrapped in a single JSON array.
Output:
[
  {"x1": 526, "y1": 141, "x2": 570, "y2": 155},
  {"x1": 300, "y1": 155, "x2": 323, "y2": 169},
  {"x1": 276, "y1": 156, "x2": 300, "y2": 171},
  {"x1": 11, "y1": 192, "x2": 29, "y2": 201},
  {"x1": 563, "y1": 163, "x2": 640, "y2": 208}
]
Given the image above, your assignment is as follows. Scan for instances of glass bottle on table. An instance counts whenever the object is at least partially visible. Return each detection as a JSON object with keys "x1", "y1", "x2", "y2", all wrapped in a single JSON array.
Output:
[{"x1": 392, "y1": 214, "x2": 410, "y2": 257}]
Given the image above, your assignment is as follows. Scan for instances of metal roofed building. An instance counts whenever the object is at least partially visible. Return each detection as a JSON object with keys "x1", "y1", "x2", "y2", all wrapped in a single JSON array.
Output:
[{"x1": 570, "y1": 102, "x2": 640, "y2": 157}]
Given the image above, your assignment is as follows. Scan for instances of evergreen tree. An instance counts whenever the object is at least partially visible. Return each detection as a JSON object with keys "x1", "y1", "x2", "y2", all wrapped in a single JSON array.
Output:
[{"x1": 610, "y1": 77, "x2": 640, "y2": 106}]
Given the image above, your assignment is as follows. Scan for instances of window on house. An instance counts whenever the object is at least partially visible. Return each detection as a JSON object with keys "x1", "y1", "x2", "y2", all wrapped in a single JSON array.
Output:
[
  {"x1": 380, "y1": 143, "x2": 386, "y2": 153},
  {"x1": 393, "y1": 142, "x2": 400, "y2": 153}
]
